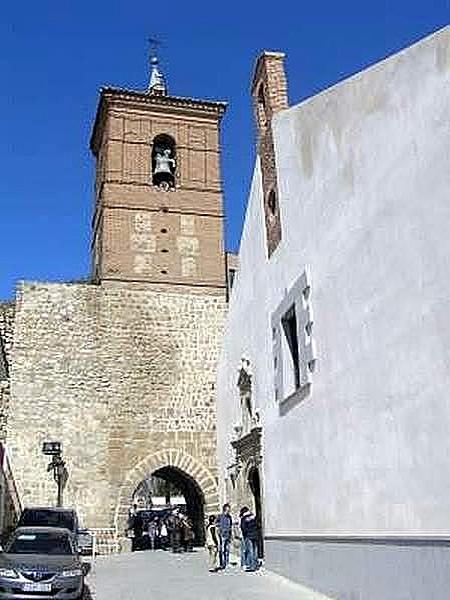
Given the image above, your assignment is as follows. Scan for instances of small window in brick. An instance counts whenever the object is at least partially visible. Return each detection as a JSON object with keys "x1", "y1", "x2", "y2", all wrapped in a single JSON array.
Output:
[
  {"x1": 228, "y1": 268, "x2": 236, "y2": 289},
  {"x1": 267, "y1": 189, "x2": 277, "y2": 216},
  {"x1": 257, "y1": 83, "x2": 268, "y2": 130}
]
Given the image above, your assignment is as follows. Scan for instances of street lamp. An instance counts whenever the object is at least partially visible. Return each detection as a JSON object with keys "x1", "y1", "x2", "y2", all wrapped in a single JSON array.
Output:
[{"x1": 42, "y1": 441, "x2": 68, "y2": 507}]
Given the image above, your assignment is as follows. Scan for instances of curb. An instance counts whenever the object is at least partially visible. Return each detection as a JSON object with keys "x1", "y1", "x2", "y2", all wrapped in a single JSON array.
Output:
[
  {"x1": 260, "y1": 567, "x2": 334, "y2": 599},
  {"x1": 230, "y1": 552, "x2": 333, "y2": 599}
]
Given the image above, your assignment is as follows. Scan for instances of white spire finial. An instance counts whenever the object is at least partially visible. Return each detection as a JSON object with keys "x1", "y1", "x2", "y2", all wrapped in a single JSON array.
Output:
[{"x1": 147, "y1": 38, "x2": 167, "y2": 96}]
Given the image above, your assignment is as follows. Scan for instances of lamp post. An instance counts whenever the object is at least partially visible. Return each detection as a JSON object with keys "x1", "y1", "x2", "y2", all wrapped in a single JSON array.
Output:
[{"x1": 42, "y1": 442, "x2": 68, "y2": 507}]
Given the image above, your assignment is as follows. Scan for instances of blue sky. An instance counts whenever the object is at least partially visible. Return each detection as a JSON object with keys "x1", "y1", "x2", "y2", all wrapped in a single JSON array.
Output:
[{"x1": 1, "y1": 0, "x2": 448, "y2": 299}]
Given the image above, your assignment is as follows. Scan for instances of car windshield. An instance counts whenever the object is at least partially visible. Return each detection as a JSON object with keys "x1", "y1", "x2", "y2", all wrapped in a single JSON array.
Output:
[
  {"x1": 19, "y1": 510, "x2": 74, "y2": 531},
  {"x1": 7, "y1": 532, "x2": 74, "y2": 555}
]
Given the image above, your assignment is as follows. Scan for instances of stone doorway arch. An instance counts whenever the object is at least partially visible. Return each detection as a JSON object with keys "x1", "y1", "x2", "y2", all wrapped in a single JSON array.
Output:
[{"x1": 114, "y1": 449, "x2": 218, "y2": 542}]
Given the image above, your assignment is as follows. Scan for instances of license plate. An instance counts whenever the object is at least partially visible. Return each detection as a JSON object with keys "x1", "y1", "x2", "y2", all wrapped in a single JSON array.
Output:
[{"x1": 23, "y1": 582, "x2": 52, "y2": 592}]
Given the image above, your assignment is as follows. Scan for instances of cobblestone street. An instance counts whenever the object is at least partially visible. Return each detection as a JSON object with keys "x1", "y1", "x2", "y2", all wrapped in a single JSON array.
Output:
[{"x1": 85, "y1": 550, "x2": 323, "y2": 600}]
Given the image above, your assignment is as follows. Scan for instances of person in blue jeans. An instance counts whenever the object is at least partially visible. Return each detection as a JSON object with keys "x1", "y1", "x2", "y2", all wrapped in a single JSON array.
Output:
[
  {"x1": 233, "y1": 519, "x2": 245, "y2": 568},
  {"x1": 216, "y1": 503, "x2": 233, "y2": 569},
  {"x1": 239, "y1": 506, "x2": 259, "y2": 572}
]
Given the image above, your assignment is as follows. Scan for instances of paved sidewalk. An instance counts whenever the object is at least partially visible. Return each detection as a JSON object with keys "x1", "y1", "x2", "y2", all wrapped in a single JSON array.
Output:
[{"x1": 85, "y1": 550, "x2": 322, "y2": 600}]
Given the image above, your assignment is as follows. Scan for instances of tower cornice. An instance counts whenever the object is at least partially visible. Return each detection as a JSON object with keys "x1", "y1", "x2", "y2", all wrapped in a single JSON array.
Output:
[{"x1": 90, "y1": 86, "x2": 227, "y2": 155}]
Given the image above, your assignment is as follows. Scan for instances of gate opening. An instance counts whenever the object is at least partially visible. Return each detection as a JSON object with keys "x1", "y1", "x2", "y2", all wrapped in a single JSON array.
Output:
[{"x1": 132, "y1": 465, "x2": 206, "y2": 546}]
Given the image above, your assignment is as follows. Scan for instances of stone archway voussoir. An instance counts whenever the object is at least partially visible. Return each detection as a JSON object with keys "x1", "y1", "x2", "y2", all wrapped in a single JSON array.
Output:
[
  {"x1": 204, "y1": 483, "x2": 218, "y2": 495},
  {"x1": 197, "y1": 475, "x2": 217, "y2": 494},
  {"x1": 132, "y1": 464, "x2": 149, "y2": 482},
  {"x1": 115, "y1": 450, "x2": 219, "y2": 529},
  {"x1": 176, "y1": 455, "x2": 191, "y2": 472},
  {"x1": 204, "y1": 494, "x2": 219, "y2": 506},
  {"x1": 171, "y1": 451, "x2": 184, "y2": 470}
]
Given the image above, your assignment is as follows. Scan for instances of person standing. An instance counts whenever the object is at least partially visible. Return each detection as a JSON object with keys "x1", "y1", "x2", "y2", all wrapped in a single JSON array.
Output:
[
  {"x1": 182, "y1": 517, "x2": 195, "y2": 552},
  {"x1": 132, "y1": 509, "x2": 144, "y2": 552},
  {"x1": 126, "y1": 504, "x2": 137, "y2": 540},
  {"x1": 171, "y1": 510, "x2": 182, "y2": 553},
  {"x1": 160, "y1": 519, "x2": 168, "y2": 550},
  {"x1": 240, "y1": 507, "x2": 259, "y2": 572},
  {"x1": 205, "y1": 515, "x2": 219, "y2": 572},
  {"x1": 217, "y1": 503, "x2": 233, "y2": 570},
  {"x1": 233, "y1": 516, "x2": 246, "y2": 569},
  {"x1": 148, "y1": 517, "x2": 158, "y2": 551},
  {"x1": 166, "y1": 510, "x2": 179, "y2": 553}
]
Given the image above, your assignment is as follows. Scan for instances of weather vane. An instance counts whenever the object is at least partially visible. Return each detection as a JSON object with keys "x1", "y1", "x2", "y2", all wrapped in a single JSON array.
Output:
[
  {"x1": 148, "y1": 36, "x2": 163, "y2": 59},
  {"x1": 147, "y1": 36, "x2": 167, "y2": 96}
]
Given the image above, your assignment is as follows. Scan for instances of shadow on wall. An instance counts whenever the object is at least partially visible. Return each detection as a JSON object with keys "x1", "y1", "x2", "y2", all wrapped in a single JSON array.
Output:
[
  {"x1": 279, "y1": 383, "x2": 311, "y2": 417},
  {"x1": 82, "y1": 585, "x2": 94, "y2": 599}
]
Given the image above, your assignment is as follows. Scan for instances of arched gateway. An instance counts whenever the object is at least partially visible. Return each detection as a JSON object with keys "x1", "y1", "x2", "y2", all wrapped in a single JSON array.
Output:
[{"x1": 114, "y1": 449, "x2": 219, "y2": 542}]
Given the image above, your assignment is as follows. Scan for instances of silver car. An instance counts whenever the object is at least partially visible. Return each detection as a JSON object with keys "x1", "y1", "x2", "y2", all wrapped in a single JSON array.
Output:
[{"x1": 0, "y1": 527, "x2": 87, "y2": 600}]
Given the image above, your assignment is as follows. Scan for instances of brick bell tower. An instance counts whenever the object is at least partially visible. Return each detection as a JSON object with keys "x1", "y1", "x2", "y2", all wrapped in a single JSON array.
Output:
[{"x1": 90, "y1": 53, "x2": 227, "y2": 294}]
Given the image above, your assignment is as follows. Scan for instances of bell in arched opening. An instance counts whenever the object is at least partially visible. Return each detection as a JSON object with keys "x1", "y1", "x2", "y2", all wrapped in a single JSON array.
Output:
[{"x1": 151, "y1": 134, "x2": 177, "y2": 190}]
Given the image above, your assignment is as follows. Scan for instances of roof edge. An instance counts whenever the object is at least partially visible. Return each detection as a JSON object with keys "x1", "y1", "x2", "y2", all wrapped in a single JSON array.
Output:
[{"x1": 90, "y1": 86, "x2": 228, "y2": 154}]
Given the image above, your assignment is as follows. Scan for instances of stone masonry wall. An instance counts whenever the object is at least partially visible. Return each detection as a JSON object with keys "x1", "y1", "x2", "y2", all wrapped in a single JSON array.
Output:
[
  {"x1": 0, "y1": 302, "x2": 16, "y2": 370},
  {"x1": 0, "y1": 302, "x2": 16, "y2": 441},
  {"x1": 7, "y1": 281, "x2": 225, "y2": 528}
]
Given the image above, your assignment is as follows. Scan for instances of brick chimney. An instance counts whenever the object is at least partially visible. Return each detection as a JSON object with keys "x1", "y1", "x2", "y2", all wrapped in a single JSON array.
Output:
[{"x1": 251, "y1": 51, "x2": 288, "y2": 257}]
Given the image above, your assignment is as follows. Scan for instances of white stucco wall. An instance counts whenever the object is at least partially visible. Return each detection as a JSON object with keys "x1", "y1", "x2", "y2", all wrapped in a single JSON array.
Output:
[{"x1": 217, "y1": 26, "x2": 450, "y2": 535}]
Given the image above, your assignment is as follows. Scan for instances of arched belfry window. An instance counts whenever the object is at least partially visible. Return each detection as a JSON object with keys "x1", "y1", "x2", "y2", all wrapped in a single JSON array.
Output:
[{"x1": 151, "y1": 134, "x2": 177, "y2": 190}]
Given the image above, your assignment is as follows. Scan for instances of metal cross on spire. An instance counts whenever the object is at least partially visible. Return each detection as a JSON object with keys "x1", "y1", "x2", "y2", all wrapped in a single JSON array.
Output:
[{"x1": 147, "y1": 36, "x2": 167, "y2": 96}]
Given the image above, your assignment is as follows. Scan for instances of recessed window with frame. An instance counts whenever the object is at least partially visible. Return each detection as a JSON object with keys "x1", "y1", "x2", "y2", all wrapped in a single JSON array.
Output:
[{"x1": 271, "y1": 268, "x2": 317, "y2": 405}]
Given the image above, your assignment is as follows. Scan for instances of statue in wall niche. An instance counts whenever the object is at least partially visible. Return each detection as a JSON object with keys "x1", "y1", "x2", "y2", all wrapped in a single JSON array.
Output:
[
  {"x1": 241, "y1": 392, "x2": 253, "y2": 434},
  {"x1": 153, "y1": 148, "x2": 176, "y2": 190},
  {"x1": 237, "y1": 358, "x2": 253, "y2": 435}
]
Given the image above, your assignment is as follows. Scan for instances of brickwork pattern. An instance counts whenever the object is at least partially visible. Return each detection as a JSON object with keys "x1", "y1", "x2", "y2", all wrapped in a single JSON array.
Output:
[
  {"x1": 91, "y1": 91, "x2": 226, "y2": 290},
  {"x1": 7, "y1": 281, "x2": 225, "y2": 528},
  {"x1": 252, "y1": 53, "x2": 288, "y2": 257},
  {"x1": 101, "y1": 208, "x2": 224, "y2": 288},
  {"x1": 259, "y1": 127, "x2": 282, "y2": 256}
]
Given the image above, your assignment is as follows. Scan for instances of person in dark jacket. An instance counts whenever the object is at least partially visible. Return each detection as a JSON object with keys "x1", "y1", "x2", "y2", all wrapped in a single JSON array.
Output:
[
  {"x1": 216, "y1": 503, "x2": 233, "y2": 569},
  {"x1": 181, "y1": 516, "x2": 195, "y2": 552},
  {"x1": 239, "y1": 506, "x2": 259, "y2": 572},
  {"x1": 132, "y1": 510, "x2": 144, "y2": 552},
  {"x1": 167, "y1": 510, "x2": 182, "y2": 553}
]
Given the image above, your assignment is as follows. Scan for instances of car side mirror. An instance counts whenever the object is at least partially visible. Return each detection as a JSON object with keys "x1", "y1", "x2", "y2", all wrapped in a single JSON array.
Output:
[{"x1": 81, "y1": 562, "x2": 91, "y2": 576}]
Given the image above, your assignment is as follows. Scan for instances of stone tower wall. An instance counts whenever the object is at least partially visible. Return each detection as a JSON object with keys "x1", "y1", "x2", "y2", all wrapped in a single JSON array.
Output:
[
  {"x1": 7, "y1": 281, "x2": 225, "y2": 528},
  {"x1": 0, "y1": 302, "x2": 15, "y2": 370},
  {"x1": 0, "y1": 302, "x2": 15, "y2": 442}
]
